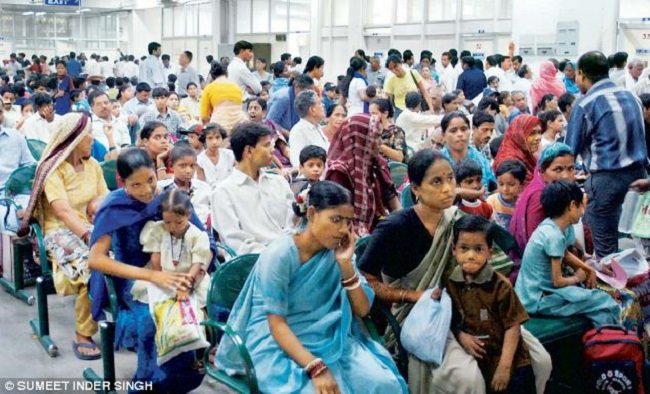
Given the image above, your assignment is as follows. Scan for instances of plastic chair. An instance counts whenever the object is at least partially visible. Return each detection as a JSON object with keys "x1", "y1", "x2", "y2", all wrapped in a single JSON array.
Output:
[
  {"x1": 389, "y1": 162, "x2": 408, "y2": 188},
  {"x1": 203, "y1": 254, "x2": 260, "y2": 393},
  {"x1": 354, "y1": 235, "x2": 372, "y2": 261},
  {"x1": 27, "y1": 139, "x2": 47, "y2": 161},
  {"x1": 100, "y1": 160, "x2": 118, "y2": 191},
  {"x1": 400, "y1": 184, "x2": 415, "y2": 209},
  {"x1": 0, "y1": 164, "x2": 38, "y2": 304}
]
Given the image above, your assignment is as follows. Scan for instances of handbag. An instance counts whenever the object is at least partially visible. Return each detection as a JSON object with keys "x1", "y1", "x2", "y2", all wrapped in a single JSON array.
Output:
[
  {"x1": 631, "y1": 192, "x2": 650, "y2": 239},
  {"x1": 409, "y1": 70, "x2": 429, "y2": 111}
]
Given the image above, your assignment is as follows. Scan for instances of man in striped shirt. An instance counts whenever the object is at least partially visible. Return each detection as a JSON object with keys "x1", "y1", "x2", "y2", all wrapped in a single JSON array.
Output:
[{"x1": 566, "y1": 51, "x2": 648, "y2": 259}]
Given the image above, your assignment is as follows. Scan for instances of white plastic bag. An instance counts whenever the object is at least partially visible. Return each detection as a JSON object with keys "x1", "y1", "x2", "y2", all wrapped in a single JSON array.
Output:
[
  {"x1": 400, "y1": 288, "x2": 452, "y2": 365},
  {"x1": 147, "y1": 283, "x2": 209, "y2": 365}
]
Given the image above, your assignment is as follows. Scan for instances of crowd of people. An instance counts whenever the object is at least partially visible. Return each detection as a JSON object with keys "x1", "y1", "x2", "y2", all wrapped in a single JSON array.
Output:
[{"x1": 1, "y1": 39, "x2": 650, "y2": 394}]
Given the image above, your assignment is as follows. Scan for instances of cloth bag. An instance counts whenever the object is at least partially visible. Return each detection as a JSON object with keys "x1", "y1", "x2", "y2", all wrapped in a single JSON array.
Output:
[
  {"x1": 631, "y1": 192, "x2": 650, "y2": 239},
  {"x1": 400, "y1": 288, "x2": 452, "y2": 365},
  {"x1": 148, "y1": 283, "x2": 209, "y2": 365}
]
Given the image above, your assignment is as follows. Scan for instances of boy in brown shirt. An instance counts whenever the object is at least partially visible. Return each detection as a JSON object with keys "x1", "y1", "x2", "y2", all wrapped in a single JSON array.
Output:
[{"x1": 447, "y1": 214, "x2": 534, "y2": 393}]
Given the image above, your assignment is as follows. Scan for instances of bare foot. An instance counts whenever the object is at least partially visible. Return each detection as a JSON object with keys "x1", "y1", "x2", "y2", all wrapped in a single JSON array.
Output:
[{"x1": 74, "y1": 332, "x2": 101, "y2": 358}]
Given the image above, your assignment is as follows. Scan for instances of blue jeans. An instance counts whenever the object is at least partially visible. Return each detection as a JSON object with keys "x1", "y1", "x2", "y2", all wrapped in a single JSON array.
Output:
[{"x1": 584, "y1": 164, "x2": 647, "y2": 258}]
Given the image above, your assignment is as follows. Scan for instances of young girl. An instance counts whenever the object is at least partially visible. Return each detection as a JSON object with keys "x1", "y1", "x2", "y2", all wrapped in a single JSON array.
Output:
[
  {"x1": 538, "y1": 110, "x2": 564, "y2": 151},
  {"x1": 515, "y1": 180, "x2": 620, "y2": 326},
  {"x1": 16, "y1": 100, "x2": 34, "y2": 132},
  {"x1": 131, "y1": 188, "x2": 211, "y2": 307},
  {"x1": 195, "y1": 123, "x2": 235, "y2": 188}
]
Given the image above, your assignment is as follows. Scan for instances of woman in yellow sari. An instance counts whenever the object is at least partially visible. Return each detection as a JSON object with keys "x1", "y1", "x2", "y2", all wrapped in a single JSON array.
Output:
[{"x1": 200, "y1": 62, "x2": 247, "y2": 134}]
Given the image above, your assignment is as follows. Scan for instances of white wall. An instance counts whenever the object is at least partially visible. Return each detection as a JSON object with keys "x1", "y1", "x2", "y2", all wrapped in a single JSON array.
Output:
[{"x1": 130, "y1": 8, "x2": 162, "y2": 58}]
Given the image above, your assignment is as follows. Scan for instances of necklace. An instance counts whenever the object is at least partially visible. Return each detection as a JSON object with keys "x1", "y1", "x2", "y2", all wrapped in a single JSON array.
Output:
[{"x1": 170, "y1": 232, "x2": 186, "y2": 267}]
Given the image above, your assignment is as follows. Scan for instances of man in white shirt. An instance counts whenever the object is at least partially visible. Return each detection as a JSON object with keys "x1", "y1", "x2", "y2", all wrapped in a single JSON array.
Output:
[
  {"x1": 180, "y1": 82, "x2": 201, "y2": 120},
  {"x1": 227, "y1": 40, "x2": 262, "y2": 101},
  {"x1": 89, "y1": 91, "x2": 130, "y2": 152},
  {"x1": 122, "y1": 55, "x2": 139, "y2": 79},
  {"x1": 85, "y1": 54, "x2": 102, "y2": 77},
  {"x1": 2, "y1": 88, "x2": 21, "y2": 128},
  {"x1": 22, "y1": 93, "x2": 60, "y2": 144},
  {"x1": 624, "y1": 59, "x2": 645, "y2": 90},
  {"x1": 99, "y1": 56, "x2": 114, "y2": 78},
  {"x1": 5, "y1": 54, "x2": 22, "y2": 78},
  {"x1": 161, "y1": 54, "x2": 175, "y2": 81},
  {"x1": 139, "y1": 42, "x2": 166, "y2": 88},
  {"x1": 212, "y1": 122, "x2": 294, "y2": 255},
  {"x1": 395, "y1": 91, "x2": 443, "y2": 152},
  {"x1": 439, "y1": 52, "x2": 458, "y2": 93},
  {"x1": 289, "y1": 90, "x2": 329, "y2": 167}
]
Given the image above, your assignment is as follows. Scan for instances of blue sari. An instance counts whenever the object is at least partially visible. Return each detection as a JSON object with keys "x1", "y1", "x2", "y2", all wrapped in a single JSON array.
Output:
[
  {"x1": 89, "y1": 189, "x2": 215, "y2": 393},
  {"x1": 54, "y1": 75, "x2": 74, "y2": 115},
  {"x1": 216, "y1": 235, "x2": 407, "y2": 393},
  {"x1": 563, "y1": 62, "x2": 579, "y2": 95}
]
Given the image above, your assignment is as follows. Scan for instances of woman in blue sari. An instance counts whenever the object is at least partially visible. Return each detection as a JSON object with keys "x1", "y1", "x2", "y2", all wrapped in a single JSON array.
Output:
[
  {"x1": 216, "y1": 181, "x2": 407, "y2": 393},
  {"x1": 54, "y1": 60, "x2": 75, "y2": 115},
  {"x1": 88, "y1": 147, "x2": 215, "y2": 393},
  {"x1": 563, "y1": 61, "x2": 580, "y2": 95}
]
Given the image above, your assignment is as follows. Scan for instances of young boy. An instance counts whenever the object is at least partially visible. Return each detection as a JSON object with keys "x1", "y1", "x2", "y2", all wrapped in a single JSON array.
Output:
[
  {"x1": 321, "y1": 83, "x2": 338, "y2": 114},
  {"x1": 487, "y1": 160, "x2": 526, "y2": 230},
  {"x1": 180, "y1": 124, "x2": 205, "y2": 155},
  {"x1": 292, "y1": 145, "x2": 327, "y2": 196},
  {"x1": 447, "y1": 214, "x2": 535, "y2": 394},
  {"x1": 456, "y1": 159, "x2": 494, "y2": 220},
  {"x1": 196, "y1": 123, "x2": 235, "y2": 188},
  {"x1": 159, "y1": 144, "x2": 212, "y2": 227}
]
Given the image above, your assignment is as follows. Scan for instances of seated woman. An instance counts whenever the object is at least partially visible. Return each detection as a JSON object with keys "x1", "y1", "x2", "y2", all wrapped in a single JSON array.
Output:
[
  {"x1": 20, "y1": 112, "x2": 109, "y2": 360},
  {"x1": 140, "y1": 121, "x2": 173, "y2": 179},
  {"x1": 325, "y1": 114, "x2": 400, "y2": 235},
  {"x1": 492, "y1": 114, "x2": 543, "y2": 187},
  {"x1": 200, "y1": 62, "x2": 247, "y2": 134},
  {"x1": 247, "y1": 97, "x2": 292, "y2": 170},
  {"x1": 369, "y1": 98, "x2": 408, "y2": 163},
  {"x1": 321, "y1": 104, "x2": 347, "y2": 142},
  {"x1": 515, "y1": 180, "x2": 620, "y2": 326},
  {"x1": 358, "y1": 149, "x2": 552, "y2": 394},
  {"x1": 215, "y1": 181, "x2": 407, "y2": 394},
  {"x1": 88, "y1": 147, "x2": 216, "y2": 393}
]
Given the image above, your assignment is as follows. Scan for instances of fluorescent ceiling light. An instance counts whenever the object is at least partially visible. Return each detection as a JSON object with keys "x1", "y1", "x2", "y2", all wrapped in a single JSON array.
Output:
[
  {"x1": 76, "y1": 8, "x2": 91, "y2": 13},
  {"x1": 35, "y1": 12, "x2": 47, "y2": 16},
  {"x1": 22, "y1": 11, "x2": 34, "y2": 15}
]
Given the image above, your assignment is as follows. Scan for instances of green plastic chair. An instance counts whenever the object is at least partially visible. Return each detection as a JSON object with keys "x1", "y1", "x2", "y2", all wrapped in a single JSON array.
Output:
[
  {"x1": 27, "y1": 139, "x2": 47, "y2": 161},
  {"x1": 3, "y1": 163, "x2": 37, "y2": 199},
  {"x1": 101, "y1": 160, "x2": 118, "y2": 191},
  {"x1": 389, "y1": 162, "x2": 408, "y2": 188},
  {"x1": 400, "y1": 184, "x2": 415, "y2": 209},
  {"x1": 204, "y1": 254, "x2": 260, "y2": 393}
]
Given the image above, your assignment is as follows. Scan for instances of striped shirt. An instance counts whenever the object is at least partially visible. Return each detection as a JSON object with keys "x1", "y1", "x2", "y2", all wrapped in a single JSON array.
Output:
[{"x1": 565, "y1": 79, "x2": 647, "y2": 172}]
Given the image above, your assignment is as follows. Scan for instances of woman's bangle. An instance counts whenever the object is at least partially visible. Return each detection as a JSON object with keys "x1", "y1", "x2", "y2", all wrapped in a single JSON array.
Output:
[
  {"x1": 341, "y1": 274, "x2": 359, "y2": 286},
  {"x1": 309, "y1": 364, "x2": 328, "y2": 379},
  {"x1": 345, "y1": 280, "x2": 361, "y2": 291},
  {"x1": 400, "y1": 290, "x2": 408, "y2": 304},
  {"x1": 157, "y1": 166, "x2": 166, "y2": 172},
  {"x1": 304, "y1": 357, "x2": 322, "y2": 374},
  {"x1": 305, "y1": 358, "x2": 327, "y2": 379}
]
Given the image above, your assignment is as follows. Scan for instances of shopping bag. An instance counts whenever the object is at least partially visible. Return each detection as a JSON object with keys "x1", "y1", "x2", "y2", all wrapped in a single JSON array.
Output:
[
  {"x1": 631, "y1": 193, "x2": 650, "y2": 239},
  {"x1": 400, "y1": 288, "x2": 452, "y2": 365},
  {"x1": 147, "y1": 283, "x2": 209, "y2": 365}
]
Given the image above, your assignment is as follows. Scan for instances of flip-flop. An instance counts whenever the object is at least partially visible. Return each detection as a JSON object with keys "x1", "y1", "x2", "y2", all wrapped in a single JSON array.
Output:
[{"x1": 72, "y1": 341, "x2": 102, "y2": 361}]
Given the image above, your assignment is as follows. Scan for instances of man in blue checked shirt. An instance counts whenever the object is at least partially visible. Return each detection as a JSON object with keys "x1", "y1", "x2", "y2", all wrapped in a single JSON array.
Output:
[{"x1": 566, "y1": 51, "x2": 648, "y2": 259}]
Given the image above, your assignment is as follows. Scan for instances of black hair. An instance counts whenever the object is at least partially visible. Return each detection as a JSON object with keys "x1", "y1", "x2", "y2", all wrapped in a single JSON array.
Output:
[
  {"x1": 281, "y1": 53, "x2": 292, "y2": 62},
  {"x1": 441, "y1": 111, "x2": 469, "y2": 133},
  {"x1": 517, "y1": 65, "x2": 530, "y2": 79},
  {"x1": 234, "y1": 40, "x2": 253, "y2": 55},
  {"x1": 294, "y1": 57, "x2": 303, "y2": 64},
  {"x1": 168, "y1": 91, "x2": 180, "y2": 101},
  {"x1": 405, "y1": 91, "x2": 422, "y2": 110},
  {"x1": 486, "y1": 55, "x2": 498, "y2": 67},
  {"x1": 1, "y1": 87, "x2": 15, "y2": 97},
  {"x1": 356, "y1": 49, "x2": 367, "y2": 58},
  {"x1": 55, "y1": 60, "x2": 67, "y2": 69},
  {"x1": 88, "y1": 90, "x2": 107, "y2": 106},
  {"x1": 403, "y1": 50, "x2": 414, "y2": 62},
  {"x1": 460, "y1": 50, "x2": 471, "y2": 58},
  {"x1": 512, "y1": 55, "x2": 523, "y2": 64},
  {"x1": 441, "y1": 51, "x2": 451, "y2": 60},
  {"x1": 229, "y1": 122, "x2": 274, "y2": 162},
  {"x1": 538, "y1": 94, "x2": 555, "y2": 112},
  {"x1": 539, "y1": 110, "x2": 563, "y2": 132},
  {"x1": 489, "y1": 135, "x2": 504, "y2": 159},
  {"x1": 167, "y1": 74, "x2": 177, "y2": 83},
  {"x1": 210, "y1": 62, "x2": 227, "y2": 79},
  {"x1": 539, "y1": 148, "x2": 574, "y2": 172},
  {"x1": 472, "y1": 111, "x2": 495, "y2": 128},
  {"x1": 206, "y1": 55, "x2": 214, "y2": 63},
  {"x1": 140, "y1": 121, "x2": 167, "y2": 140},
  {"x1": 186, "y1": 82, "x2": 198, "y2": 90},
  {"x1": 247, "y1": 97, "x2": 268, "y2": 112},
  {"x1": 613, "y1": 51, "x2": 628, "y2": 68},
  {"x1": 541, "y1": 180, "x2": 583, "y2": 219},
  {"x1": 32, "y1": 93, "x2": 53, "y2": 109},
  {"x1": 442, "y1": 93, "x2": 458, "y2": 108},
  {"x1": 183, "y1": 50, "x2": 193, "y2": 62},
  {"x1": 370, "y1": 98, "x2": 393, "y2": 119},
  {"x1": 293, "y1": 180, "x2": 352, "y2": 218},
  {"x1": 290, "y1": 74, "x2": 315, "y2": 90},
  {"x1": 117, "y1": 147, "x2": 154, "y2": 180},
  {"x1": 147, "y1": 42, "x2": 161, "y2": 55},
  {"x1": 160, "y1": 188, "x2": 192, "y2": 217},
  {"x1": 272, "y1": 61, "x2": 286, "y2": 78},
  {"x1": 161, "y1": 54, "x2": 170, "y2": 62},
  {"x1": 21, "y1": 100, "x2": 33, "y2": 112},
  {"x1": 257, "y1": 57, "x2": 267, "y2": 65},
  {"x1": 152, "y1": 87, "x2": 169, "y2": 98},
  {"x1": 452, "y1": 214, "x2": 494, "y2": 248},
  {"x1": 577, "y1": 51, "x2": 610, "y2": 84},
  {"x1": 326, "y1": 103, "x2": 346, "y2": 118},
  {"x1": 558, "y1": 93, "x2": 576, "y2": 113},
  {"x1": 461, "y1": 56, "x2": 475, "y2": 67},
  {"x1": 487, "y1": 75, "x2": 500, "y2": 86},
  {"x1": 455, "y1": 159, "x2": 482, "y2": 184},
  {"x1": 420, "y1": 50, "x2": 433, "y2": 62},
  {"x1": 117, "y1": 85, "x2": 131, "y2": 101},
  {"x1": 304, "y1": 56, "x2": 324, "y2": 74},
  {"x1": 366, "y1": 85, "x2": 377, "y2": 99},
  {"x1": 105, "y1": 76, "x2": 116, "y2": 88},
  {"x1": 170, "y1": 144, "x2": 197, "y2": 165},
  {"x1": 341, "y1": 57, "x2": 367, "y2": 99},
  {"x1": 385, "y1": 54, "x2": 402, "y2": 69},
  {"x1": 203, "y1": 123, "x2": 228, "y2": 139},
  {"x1": 136, "y1": 82, "x2": 152, "y2": 93},
  {"x1": 299, "y1": 145, "x2": 327, "y2": 166},
  {"x1": 407, "y1": 149, "x2": 452, "y2": 187},
  {"x1": 640, "y1": 93, "x2": 650, "y2": 109},
  {"x1": 387, "y1": 48, "x2": 401, "y2": 58},
  {"x1": 495, "y1": 160, "x2": 527, "y2": 184}
]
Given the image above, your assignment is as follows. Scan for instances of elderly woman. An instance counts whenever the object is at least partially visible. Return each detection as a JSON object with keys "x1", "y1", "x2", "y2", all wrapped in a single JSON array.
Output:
[
  {"x1": 325, "y1": 114, "x2": 400, "y2": 235},
  {"x1": 322, "y1": 104, "x2": 347, "y2": 142},
  {"x1": 288, "y1": 90, "x2": 329, "y2": 167},
  {"x1": 358, "y1": 149, "x2": 552, "y2": 394},
  {"x1": 200, "y1": 62, "x2": 246, "y2": 134},
  {"x1": 492, "y1": 114, "x2": 543, "y2": 186},
  {"x1": 88, "y1": 148, "x2": 216, "y2": 392},
  {"x1": 563, "y1": 61, "x2": 579, "y2": 95},
  {"x1": 20, "y1": 112, "x2": 109, "y2": 360}
]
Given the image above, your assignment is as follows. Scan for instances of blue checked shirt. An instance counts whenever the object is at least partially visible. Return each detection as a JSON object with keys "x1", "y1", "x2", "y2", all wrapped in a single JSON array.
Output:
[
  {"x1": 566, "y1": 79, "x2": 648, "y2": 172},
  {"x1": 441, "y1": 145, "x2": 496, "y2": 190}
]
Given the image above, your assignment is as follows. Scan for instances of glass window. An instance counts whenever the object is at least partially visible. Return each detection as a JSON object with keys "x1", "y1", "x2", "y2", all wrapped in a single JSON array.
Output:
[
  {"x1": 174, "y1": 6, "x2": 186, "y2": 36},
  {"x1": 198, "y1": 3, "x2": 212, "y2": 35},
  {"x1": 428, "y1": 0, "x2": 457, "y2": 21},
  {"x1": 252, "y1": 0, "x2": 270, "y2": 33},
  {"x1": 498, "y1": 0, "x2": 512, "y2": 18},
  {"x1": 163, "y1": 8, "x2": 174, "y2": 37},
  {"x1": 289, "y1": 0, "x2": 310, "y2": 32},
  {"x1": 364, "y1": 0, "x2": 393, "y2": 26},
  {"x1": 322, "y1": 0, "x2": 332, "y2": 27},
  {"x1": 462, "y1": 0, "x2": 495, "y2": 19},
  {"x1": 270, "y1": 0, "x2": 288, "y2": 32},
  {"x1": 186, "y1": 4, "x2": 198, "y2": 36},
  {"x1": 396, "y1": 0, "x2": 423, "y2": 24},
  {"x1": 237, "y1": 0, "x2": 252, "y2": 33},
  {"x1": 332, "y1": 0, "x2": 349, "y2": 26}
]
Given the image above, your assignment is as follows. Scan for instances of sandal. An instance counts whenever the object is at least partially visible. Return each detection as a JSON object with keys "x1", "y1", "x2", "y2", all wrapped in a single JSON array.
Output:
[{"x1": 72, "y1": 341, "x2": 102, "y2": 361}]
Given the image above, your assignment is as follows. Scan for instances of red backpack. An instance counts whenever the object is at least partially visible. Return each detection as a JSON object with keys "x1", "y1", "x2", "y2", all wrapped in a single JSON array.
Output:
[{"x1": 582, "y1": 325, "x2": 645, "y2": 394}]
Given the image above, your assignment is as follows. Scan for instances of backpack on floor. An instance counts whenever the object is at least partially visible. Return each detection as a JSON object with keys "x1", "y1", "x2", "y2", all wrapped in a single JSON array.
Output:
[{"x1": 582, "y1": 325, "x2": 645, "y2": 394}]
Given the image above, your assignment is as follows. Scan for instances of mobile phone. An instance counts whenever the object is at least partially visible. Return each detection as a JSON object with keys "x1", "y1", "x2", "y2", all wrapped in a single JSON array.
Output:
[{"x1": 475, "y1": 335, "x2": 490, "y2": 340}]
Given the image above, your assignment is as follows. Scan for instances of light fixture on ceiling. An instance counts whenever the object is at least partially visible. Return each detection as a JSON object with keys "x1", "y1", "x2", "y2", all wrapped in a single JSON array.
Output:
[
  {"x1": 35, "y1": 12, "x2": 46, "y2": 16},
  {"x1": 22, "y1": 11, "x2": 35, "y2": 15},
  {"x1": 76, "y1": 8, "x2": 91, "y2": 14}
]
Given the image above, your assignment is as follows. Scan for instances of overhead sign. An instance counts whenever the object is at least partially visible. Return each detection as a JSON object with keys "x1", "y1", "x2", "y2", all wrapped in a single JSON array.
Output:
[
  {"x1": 636, "y1": 49, "x2": 650, "y2": 56},
  {"x1": 44, "y1": 0, "x2": 81, "y2": 6}
]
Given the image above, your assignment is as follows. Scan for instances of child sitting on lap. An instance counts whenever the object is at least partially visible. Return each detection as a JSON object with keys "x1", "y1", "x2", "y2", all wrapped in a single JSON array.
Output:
[
  {"x1": 515, "y1": 180, "x2": 620, "y2": 326},
  {"x1": 487, "y1": 160, "x2": 526, "y2": 230},
  {"x1": 291, "y1": 145, "x2": 327, "y2": 196},
  {"x1": 447, "y1": 214, "x2": 535, "y2": 394},
  {"x1": 456, "y1": 159, "x2": 494, "y2": 220}
]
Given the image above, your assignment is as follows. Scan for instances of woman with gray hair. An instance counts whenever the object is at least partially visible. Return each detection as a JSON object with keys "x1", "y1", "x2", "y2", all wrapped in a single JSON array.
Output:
[{"x1": 288, "y1": 89, "x2": 329, "y2": 167}]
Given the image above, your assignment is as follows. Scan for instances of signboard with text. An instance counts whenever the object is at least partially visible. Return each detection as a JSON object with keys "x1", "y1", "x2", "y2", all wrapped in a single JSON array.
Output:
[{"x1": 44, "y1": 0, "x2": 81, "y2": 6}]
